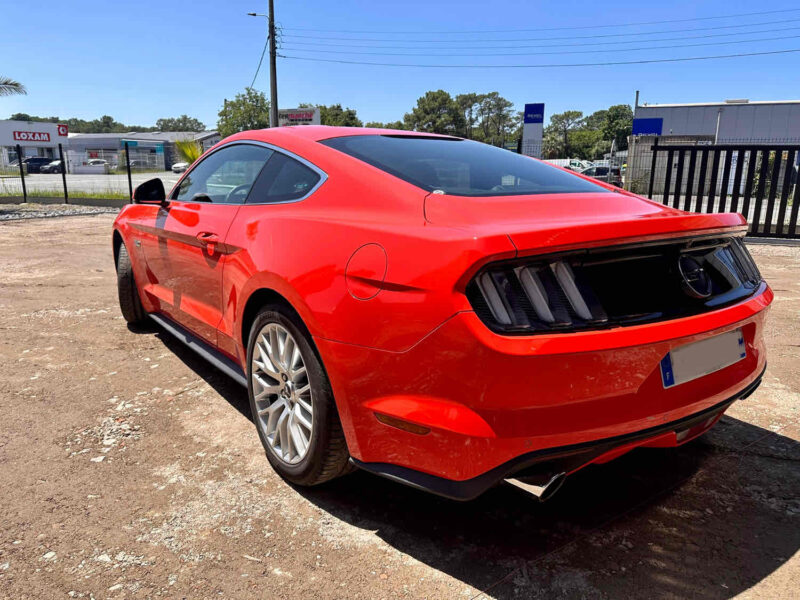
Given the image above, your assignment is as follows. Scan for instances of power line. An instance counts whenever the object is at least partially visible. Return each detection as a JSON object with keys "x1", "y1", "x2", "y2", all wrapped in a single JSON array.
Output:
[
  {"x1": 280, "y1": 17, "x2": 796, "y2": 43},
  {"x1": 282, "y1": 32, "x2": 800, "y2": 58},
  {"x1": 280, "y1": 21, "x2": 800, "y2": 50},
  {"x1": 249, "y1": 28, "x2": 270, "y2": 89},
  {"x1": 280, "y1": 7, "x2": 800, "y2": 34},
  {"x1": 280, "y1": 47, "x2": 800, "y2": 68}
]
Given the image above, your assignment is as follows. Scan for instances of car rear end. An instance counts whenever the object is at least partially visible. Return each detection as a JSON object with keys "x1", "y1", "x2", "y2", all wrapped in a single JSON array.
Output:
[
  {"x1": 313, "y1": 132, "x2": 771, "y2": 500},
  {"x1": 339, "y1": 225, "x2": 769, "y2": 500}
]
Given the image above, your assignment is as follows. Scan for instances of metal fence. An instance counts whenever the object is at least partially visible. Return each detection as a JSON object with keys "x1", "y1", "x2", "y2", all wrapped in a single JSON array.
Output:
[
  {"x1": 644, "y1": 139, "x2": 800, "y2": 238},
  {"x1": 0, "y1": 142, "x2": 181, "y2": 204}
]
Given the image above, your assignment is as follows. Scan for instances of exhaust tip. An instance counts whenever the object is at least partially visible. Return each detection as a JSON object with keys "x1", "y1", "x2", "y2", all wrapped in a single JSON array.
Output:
[{"x1": 506, "y1": 472, "x2": 567, "y2": 502}]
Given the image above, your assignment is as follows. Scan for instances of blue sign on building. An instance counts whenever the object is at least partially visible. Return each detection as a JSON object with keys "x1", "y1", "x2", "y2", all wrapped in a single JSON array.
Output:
[
  {"x1": 632, "y1": 117, "x2": 663, "y2": 136},
  {"x1": 524, "y1": 103, "x2": 545, "y2": 124}
]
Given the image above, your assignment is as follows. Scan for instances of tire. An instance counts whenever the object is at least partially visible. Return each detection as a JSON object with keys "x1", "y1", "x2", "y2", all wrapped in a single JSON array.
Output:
[
  {"x1": 247, "y1": 305, "x2": 350, "y2": 486},
  {"x1": 116, "y1": 242, "x2": 147, "y2": 326}
]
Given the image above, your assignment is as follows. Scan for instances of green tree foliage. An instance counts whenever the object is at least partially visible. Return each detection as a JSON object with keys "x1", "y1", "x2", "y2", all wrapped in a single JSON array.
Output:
[
  {"x1": 0, "y1": 76, "x2": 26, "y2": 96},
  {"x1": 217, "y1": 88, "x2": 270, "y2": 138},
  {"x1": 403, "y1": 90, "x2": 465, "y2": 135},
  {"x1": 474, "y1": 92, "x2": 515, "y2": 146},
  {"x1": 601, "y1": 104, "x2": 634, "y2": 151},
  {"x1": 543, "y1": 111, "x2": 585, "y2": 158},
  {"x1": 175, "y1": 139, "x2": 203, "y2": 164},
  {"x1": 455, "y1": 93, "x2": 482, "y2": 138},
  {"x1": 156, "y1": 114, "x2": 206, "y2": 132},
  {"x1": 319, "y1": 104, "x2": 362, "y2": 127}
]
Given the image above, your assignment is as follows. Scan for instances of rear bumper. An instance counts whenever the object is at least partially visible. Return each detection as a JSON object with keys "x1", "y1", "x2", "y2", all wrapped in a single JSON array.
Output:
[
  {"x1": 351, "y1": 368, "x2": 763, "y2": 500},
  {"x1": 317, "y1": 284, "x2": 771, "y2": 489}
]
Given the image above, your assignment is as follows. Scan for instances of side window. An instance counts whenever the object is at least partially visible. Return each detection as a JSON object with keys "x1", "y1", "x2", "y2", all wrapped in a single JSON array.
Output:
[
  {"x1": 583, "y1": 167, "x2": 596, "y2": 176},
  {"x1": 173, "y1": 144, "x2": 273, "y2": 204},
  {"x1": 247, "y1": 152, "x2": 322, "y2": 204}
]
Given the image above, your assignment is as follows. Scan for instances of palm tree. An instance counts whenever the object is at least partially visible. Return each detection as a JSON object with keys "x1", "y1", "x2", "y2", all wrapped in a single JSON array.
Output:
[{"x1": 0, "y1": 77, "x2": 27, "y2": 96}]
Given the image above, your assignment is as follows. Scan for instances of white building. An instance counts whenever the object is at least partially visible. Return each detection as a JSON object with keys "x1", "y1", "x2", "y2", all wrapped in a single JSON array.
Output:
[
  {"x1": 632, "y1": 99, "x2": 800, "y2": 143},
  {"x1": 0, "y1": 120, "x2": 69, "y2": 168}
]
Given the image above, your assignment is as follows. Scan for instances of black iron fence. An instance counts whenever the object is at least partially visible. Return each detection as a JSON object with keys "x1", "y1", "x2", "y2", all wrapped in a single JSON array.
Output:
[
  {"x1": 646, "y1": 139, "x2": 800, "y2": 238},
  {"x1": 0, "y1": 142, "x2": 179, "y2": 205}
]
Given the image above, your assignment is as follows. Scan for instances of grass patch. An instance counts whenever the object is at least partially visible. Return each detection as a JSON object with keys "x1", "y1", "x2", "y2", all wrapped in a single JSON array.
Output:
[{"x1": 0, "y1": 190, "x2": 129, "y2": 200}]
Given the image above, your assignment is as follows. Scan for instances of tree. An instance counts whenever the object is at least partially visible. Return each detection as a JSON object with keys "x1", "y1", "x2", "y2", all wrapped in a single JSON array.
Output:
[
  {"x1": 403, "y1": 90, "x2": 464, "y2": 135},
  {"x1": 475, "y1": 92, "x2": 515, "y2": 146},
  {"x1": 0, "y1": 77, "x2": 26, "y2": 96},
  {"x1": 455, "y1": 93, "x2": 483, "y2": 139},
  {"x1": 582, "y1": 109, "x2": 608, "y2": 132},
  {"x1": 602, "y1": 104, "x2": 633, "y2": 151},
  {"x1": 319, "y1": 104, "x2": 362, "y2": 127},
  {"x1": 217, "y1": 88, "x2": 270, "y2": 138},
  {"x1": 156, "y1": 115, "x2": 206, "y2": 132},
  {"x1": 544, "y1": 111, "x2": 584, "y2": 157}
]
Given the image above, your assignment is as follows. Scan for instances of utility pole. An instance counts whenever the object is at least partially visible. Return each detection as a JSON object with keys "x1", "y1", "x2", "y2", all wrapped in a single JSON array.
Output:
[
  {"x1": 268, "y1": 0, "x2": 279, "y2": 128},
  {"x1": 248, "y1": 3, "x2": 279, "y2": 127}
]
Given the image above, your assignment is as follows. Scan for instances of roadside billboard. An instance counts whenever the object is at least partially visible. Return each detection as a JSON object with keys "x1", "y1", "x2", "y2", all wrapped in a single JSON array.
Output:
[{"x1": 278, "y1": 108, "x2": 321, "y2": 127}]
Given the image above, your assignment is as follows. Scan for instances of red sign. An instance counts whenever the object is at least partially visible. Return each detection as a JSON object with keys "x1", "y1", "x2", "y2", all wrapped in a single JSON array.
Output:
[
  {"x1": 57, "y1": 124, "x2": 68, "y2": 136},
  {"x1": 13, "y1": 131, "x2": 51, "y2": 142}
]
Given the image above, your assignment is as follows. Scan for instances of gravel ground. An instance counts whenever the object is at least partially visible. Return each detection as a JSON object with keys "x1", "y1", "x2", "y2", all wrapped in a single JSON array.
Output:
[
  {"x1": 0, "y1": 214, "x2": 797, "y2": 599},
  {"x1": 0, "y1": 203, "x2": 119, "y2": 221}
]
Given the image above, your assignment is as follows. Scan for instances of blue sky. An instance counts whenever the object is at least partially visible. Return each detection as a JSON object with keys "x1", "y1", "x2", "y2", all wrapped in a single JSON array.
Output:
[{"x1": 3, "y1": 0, "x2": 800, "y2": 128}]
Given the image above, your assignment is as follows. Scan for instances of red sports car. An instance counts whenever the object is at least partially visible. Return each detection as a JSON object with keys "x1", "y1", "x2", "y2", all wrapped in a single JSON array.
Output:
[{"x1": 113, "y1": 126, "x2": 770, "y2": 501}]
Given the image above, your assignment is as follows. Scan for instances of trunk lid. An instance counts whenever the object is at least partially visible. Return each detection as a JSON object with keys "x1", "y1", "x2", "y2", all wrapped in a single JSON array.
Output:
[{"x1": 424, "y1": 191, "x2": 746, "y2": 255}]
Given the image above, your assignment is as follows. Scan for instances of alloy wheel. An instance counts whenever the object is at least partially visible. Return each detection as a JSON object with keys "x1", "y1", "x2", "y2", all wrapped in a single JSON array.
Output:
[{"x1": 251, "y1": 323, "x2": 313, "y2": 464}]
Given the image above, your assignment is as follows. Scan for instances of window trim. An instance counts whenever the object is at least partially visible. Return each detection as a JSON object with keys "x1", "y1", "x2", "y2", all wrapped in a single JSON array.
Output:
[{"x1": 168, "y1": 140, "x2": 328, "y2": 205}]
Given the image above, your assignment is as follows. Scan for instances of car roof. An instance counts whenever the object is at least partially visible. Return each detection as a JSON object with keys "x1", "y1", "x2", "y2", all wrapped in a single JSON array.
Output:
[{"x1": 230, "y1": 125, "x2": 458, "y2": 143}]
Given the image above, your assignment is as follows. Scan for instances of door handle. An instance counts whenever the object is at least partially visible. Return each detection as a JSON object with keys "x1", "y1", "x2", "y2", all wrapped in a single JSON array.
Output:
[{"x1": 196, "y1": 232, "x2": 219, "y2": 244}]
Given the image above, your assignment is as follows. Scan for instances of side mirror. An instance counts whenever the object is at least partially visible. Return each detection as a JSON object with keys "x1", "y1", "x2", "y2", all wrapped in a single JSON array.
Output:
[{"x1": 133, "y1": 178, "x2": 166, "y2": 204}]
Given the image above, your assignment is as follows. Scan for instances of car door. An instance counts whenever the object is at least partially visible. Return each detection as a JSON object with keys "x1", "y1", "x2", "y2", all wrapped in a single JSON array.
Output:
[{"x1": 139, "y1": 143, "x2": 274, "y2": 345}]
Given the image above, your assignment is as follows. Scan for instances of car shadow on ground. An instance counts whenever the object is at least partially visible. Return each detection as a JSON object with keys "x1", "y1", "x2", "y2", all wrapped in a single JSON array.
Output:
[{"x1": 149, "y1": 330, "x2": 800, "y2": 599}]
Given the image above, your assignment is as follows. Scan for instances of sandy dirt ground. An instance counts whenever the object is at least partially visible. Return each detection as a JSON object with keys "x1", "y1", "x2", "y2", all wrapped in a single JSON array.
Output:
[{"x1": 0, "y1": 214, "x2": 797, "y2": 599}]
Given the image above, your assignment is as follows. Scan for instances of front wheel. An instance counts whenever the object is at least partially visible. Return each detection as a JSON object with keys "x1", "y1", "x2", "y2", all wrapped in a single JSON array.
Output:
[
  {"x1": 246, "y1": 306, "x2": 351, "y2": 486},
  {"x1": 116, "y1": 242, "x2": 147, "y2": 326}
]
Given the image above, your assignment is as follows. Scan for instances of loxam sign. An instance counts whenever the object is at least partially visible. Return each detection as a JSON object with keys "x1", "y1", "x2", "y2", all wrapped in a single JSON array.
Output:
[{"x1": 13, "y1": 131, "x2": 51, "y2": 142}]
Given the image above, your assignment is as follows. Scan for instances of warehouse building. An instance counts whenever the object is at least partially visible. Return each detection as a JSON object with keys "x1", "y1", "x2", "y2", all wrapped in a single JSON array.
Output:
[
  {"x1": 66, "y1": 130, "x2": 220, "y2": 172},
  {"x1": 627, "y1": 99, "x2": 800, "y2": 195}
]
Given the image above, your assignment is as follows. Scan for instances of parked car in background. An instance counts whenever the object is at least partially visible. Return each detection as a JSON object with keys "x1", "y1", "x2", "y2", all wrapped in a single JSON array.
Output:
[
  {"x1": 113, "y1": 126, "x2": 770, "y2": 502},
  {"x1": 40, "y1": 160, "x2": 63, "y2": 174},
  {"x1": 16, "y1": 157, "x2": 56, "y2": 174},
  {"x1": 87, "y1": 158, "x2": 109, "y2": 167},
  {"x1": 171, "y1": 162, "x2": 189, "y2": 173},
  {"x1": 580, "y1": 165, "x2": 623, "y2": 187},
  {"x1": 545, "y1": 158, "x2": 593, "y2": 172}
]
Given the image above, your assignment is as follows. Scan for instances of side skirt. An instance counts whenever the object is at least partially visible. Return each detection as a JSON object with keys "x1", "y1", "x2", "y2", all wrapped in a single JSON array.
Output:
[{"x1": 149, "y1": 313, "x2": 247, "y2": 388}]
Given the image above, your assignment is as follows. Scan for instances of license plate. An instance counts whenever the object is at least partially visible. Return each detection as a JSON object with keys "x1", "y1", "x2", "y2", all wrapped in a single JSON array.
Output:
[{"x1": 660, "y1": 328, "x2": 746, "y2": 388}]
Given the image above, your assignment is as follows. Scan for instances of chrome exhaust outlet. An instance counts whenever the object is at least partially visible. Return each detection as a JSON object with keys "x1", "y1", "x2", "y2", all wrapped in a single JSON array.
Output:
[{"x1": 505, "y1": 472, "x2": 566, "y2": 502}]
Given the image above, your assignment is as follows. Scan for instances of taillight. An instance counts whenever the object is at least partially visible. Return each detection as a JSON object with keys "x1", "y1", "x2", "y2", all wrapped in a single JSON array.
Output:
[{"x1": 466, "y1": 236, "x2": 761, "y2": 335}]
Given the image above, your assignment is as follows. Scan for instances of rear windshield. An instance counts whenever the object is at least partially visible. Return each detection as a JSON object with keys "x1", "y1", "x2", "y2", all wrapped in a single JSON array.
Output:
[{"x1": 320, "y1": 135, "x2": 608, "y2": 196}]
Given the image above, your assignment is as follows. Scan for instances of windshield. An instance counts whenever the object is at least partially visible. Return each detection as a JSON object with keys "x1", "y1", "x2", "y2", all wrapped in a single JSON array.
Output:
[{"x1": 321, "y1": 135, "x2": 609, "y2": 197}]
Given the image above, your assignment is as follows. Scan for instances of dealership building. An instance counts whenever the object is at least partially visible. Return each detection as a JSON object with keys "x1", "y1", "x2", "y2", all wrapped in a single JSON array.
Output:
[
  {"x1": 0, "y1": 120, "x2": 69, "y2": 168},
  {"x1": 0, "y1": 119, "x2": 220, "y2": 172},
  {"x1": 626, "y1": 99, "x2": 800, "y2": 194}
]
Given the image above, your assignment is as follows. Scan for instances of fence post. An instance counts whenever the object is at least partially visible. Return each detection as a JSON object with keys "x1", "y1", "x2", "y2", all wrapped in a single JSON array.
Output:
[
  {"x1": 58, "y1": 143, "x2": 68, "y2": 204},
  {"x1": 15, "y1": 144, "x2": 27, "y2": 203},
  {"x1": 648, "y1": 137, "x2": 658, "y2": 198},
  {"x1": 124, "y1": 141, "x2": 133, "y2": 201}
]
